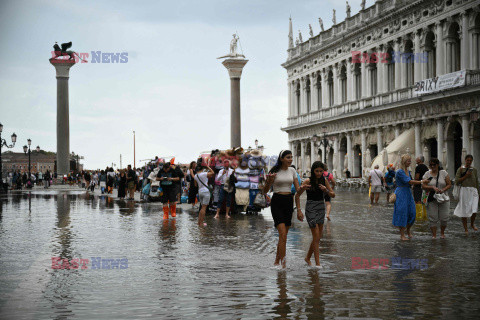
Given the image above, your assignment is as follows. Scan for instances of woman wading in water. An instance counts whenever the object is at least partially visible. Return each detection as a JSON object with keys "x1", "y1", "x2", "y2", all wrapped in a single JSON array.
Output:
[
  {"x1": 295, "y1": 161, "x2": 335, "y2": 267},
  {"x1": 264, "y1": 150, "x2": 303, "y2": 268}
]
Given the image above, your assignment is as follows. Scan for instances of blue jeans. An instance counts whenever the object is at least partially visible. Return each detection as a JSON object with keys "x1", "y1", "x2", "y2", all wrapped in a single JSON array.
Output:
[{"x1": 218, "y1": 185, "x2": 232, "y2": 208}]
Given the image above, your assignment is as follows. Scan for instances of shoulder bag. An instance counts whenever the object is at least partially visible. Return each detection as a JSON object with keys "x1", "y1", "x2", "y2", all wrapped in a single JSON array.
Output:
[
  {"x1": 197, "y1": 173, "x2": 213, "y2": 197},
  {"x1": 374, "y1": 170, "x2": 386, "y2": 192}
]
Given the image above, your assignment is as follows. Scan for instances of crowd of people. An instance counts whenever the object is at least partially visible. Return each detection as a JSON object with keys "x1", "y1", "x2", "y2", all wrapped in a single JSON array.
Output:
[{"x1": 4, "y1": 149, "x2": 478, "y2": 269}]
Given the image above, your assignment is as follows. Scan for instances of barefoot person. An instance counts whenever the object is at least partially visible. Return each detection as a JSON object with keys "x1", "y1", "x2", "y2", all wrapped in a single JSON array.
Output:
[
  {"x1": 392, "y1": 154, "x2": 427, "y2": 241},
  {"x1": 263, "y1": 150, "x2": 302, "y2": 268},
  {"x1": 453, "y1": 155, "x2": 479, "y2": 234},
  {"x1": 422, "y1": 158, "x2": 452, "y2": 239},
  {"x1": 295, "y1": 161, "x2": 335, "y2": 267},
  {"x1": 195, "y1": 165, "x2": 215, "y2": 226}
]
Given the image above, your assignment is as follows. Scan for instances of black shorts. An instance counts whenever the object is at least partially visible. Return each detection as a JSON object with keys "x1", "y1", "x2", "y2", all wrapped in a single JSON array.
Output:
[
  {"x1": 324, "y1": 194, "x2": 331, "y2": 202},
  {"x1": 271, "y1": 193, "x2": 294, "y2": 228},
  {"x1": 161, "y1": 186, "x2": 177, "y2": 203}
]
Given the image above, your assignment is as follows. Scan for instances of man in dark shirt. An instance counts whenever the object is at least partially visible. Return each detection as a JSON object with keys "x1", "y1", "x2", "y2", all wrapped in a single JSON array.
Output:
[
  {"x1": 414, "y1": 156, "x2": 429, "y2": 204},
  {"x1": 126, "y1": 165, "x2": 136, "y2": 200},
  {"x1": 345, "y1": 168, "x2": 351, "y2": 179},
  {"x1": 156, "y1": 162, "x2": 180, "y2": 219},
  {"x1": 171, "y1": 163, "x2": 185, "y2": 204}
]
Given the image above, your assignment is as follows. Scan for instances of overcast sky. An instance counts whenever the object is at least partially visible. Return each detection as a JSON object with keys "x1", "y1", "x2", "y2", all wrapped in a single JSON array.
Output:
[{"x1": 0, "y1": 0, "x2": 366, "y2": 169}]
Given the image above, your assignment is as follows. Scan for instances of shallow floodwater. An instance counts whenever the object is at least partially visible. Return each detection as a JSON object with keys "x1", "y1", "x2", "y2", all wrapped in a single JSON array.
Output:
[{"x1": 0, "y1": 190, "x2": 479, "y2": 319}]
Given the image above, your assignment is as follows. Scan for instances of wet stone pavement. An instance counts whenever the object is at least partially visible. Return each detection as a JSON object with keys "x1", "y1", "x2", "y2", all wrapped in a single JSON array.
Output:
[{"x1": 0, "y1": 189, "x2": 479, "y2": 319}]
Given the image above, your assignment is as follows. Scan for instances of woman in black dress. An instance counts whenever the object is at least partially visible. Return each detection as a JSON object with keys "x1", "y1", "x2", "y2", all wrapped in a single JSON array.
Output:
[
  {"x1": 118, "y1": 170, "x2": 127, "y2": 199},
  {"x1": 187, "y1": 161, "x2": 198, "y2": 208}
]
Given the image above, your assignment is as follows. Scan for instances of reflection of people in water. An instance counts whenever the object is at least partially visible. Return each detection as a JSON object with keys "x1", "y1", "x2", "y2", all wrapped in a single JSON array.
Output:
[
  {"x1": 305, "y1": 269, "x2": 326, "y2": 317},
  {"x1": 272, "y1": 271, "x2": 292, "y2": 318}
]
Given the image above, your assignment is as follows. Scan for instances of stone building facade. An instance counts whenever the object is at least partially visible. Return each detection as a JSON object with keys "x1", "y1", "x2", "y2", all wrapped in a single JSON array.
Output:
[{"x1": 282, "y1": 0, "x2": 480, "y2": 179}]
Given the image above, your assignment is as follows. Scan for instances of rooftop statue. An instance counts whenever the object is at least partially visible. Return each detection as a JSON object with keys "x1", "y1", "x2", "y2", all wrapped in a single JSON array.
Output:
[
  {"x1": 346, "y1": 1, "x2": 351, "y2": 18},
  {"x1": 318, "y1": 17, "x2": 324, "y2": 32},
  {"x1": 309, "y1": 24, "x2": 314, "y2": 38}
]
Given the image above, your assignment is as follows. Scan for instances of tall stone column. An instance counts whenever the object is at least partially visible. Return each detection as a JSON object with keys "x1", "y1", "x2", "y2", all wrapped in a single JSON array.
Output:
[
  {"x1": 301, "y1": 140, "x2": 306, "y2": 174},
  {"x1": 395, "y1": 125, "x2": 401, "y2": 138},
  {"x1": 414, "y1": 30, "x2": 421, "y2": 83},
  {"x1": 377, "y1": 44, "x2": 385, "y2": 94},
  {"x1": 461, "y1": 115, "x2": 470, "y2": 155},
  {"x1": 437, "y1": 119, "x2": 444, "y2": 165},
  {"x1": 414, "y1": 122, "x2": 422, "y2": 157},
  {"x1": 376, "y1": 128, "x2": 383, "y2": 151},
  {"x1": 346, "y1": 133, "x2": 353, "y2": 174},
  {"x1": 287, "y1": 82, "x2": 292, "y2": 117},
  {"x1": 311, "y1": 74, "x2": 318, "y2": 111},
  {"x1": 461, "y1": 12, "x2": 470, "y2": 70},
  {"x1": 333, "y1": 138, "x2": 339, "y2": 178},
  {"x1": 221, "y1": 58, "x2": 248, "y2": 148},
  {"x1": 322, "y1": 70, "x2": 328, "y2": 109},
  {"x1": 394, "y1": 39, "x2": 402, "y2": 89},
  {"x1": 49, "y1": 59, "x2": 76, "y2": 176},
  {"x1": 310, "y1": 140, "x2": 316, "y2": 163},
  {"x1": 361, "y1": 57, "x2": 367, "y2": 98},
  {"x1": 361, "y1": 130, "x2": 367, "y2": 177},
  {"x1": 436, "y1": 22, "x2": 444, "y2": 76}
]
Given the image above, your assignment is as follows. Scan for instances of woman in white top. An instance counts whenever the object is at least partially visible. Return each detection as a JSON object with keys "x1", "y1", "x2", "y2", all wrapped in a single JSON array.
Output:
[
  {"x1": 195, "y1": 165, "x2": 215, "y2": 227},
  {"x1": 422, "y1": 158, "x2": 452, "y2": 239},
  {"x1": 263, "y1": 150, "x2": 303, "y2": 268}
]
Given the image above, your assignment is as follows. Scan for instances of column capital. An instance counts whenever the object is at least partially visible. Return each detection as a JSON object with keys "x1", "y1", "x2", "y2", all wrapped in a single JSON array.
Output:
[{"x1": 49, "y1": 59, "x2": 76, "y2": 78}]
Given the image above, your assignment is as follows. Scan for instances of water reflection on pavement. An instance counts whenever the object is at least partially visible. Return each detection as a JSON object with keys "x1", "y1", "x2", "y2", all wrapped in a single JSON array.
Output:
[{"x1": 0, "y1": 190, "x2": 479, "y2": 319}]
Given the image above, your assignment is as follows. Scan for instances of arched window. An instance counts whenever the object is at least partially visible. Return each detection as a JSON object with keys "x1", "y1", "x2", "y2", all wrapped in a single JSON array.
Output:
[
  {"x1": 386, "y1": 46, "x2": 395, "y2": 91},
  {"x1": 296, "y1": 82, "x2": 301, "y2": 115},
  {"x1": 316, "y1": 74, "x2": 322, "y2": 108},
  {"x1": 404, "y1": 40, "x2": 414, "y2": 86},
  {"x1": 354, "y1": 63, "x2": 361, "y2": 99},
  {"x1": 369, "y1": 61, "x2": 377, "y2": 96},
  {"x1": 424, "y1": 31, "x2": 436, "y2": 77},
  {"x1": 340, "y1": 65, "x2": 347, "y2": 103},
  {"x1": 327, "y1": 70, "x2": 334, "y2": 106},
  {"x1": 473, "y1": 15, "x2": 480, "y2": 69},
  {"x1": 306, "y1": 78, "x2": 311, "y2": 113},
  {"x1": 446, "y1": 22, "x2": 461, "y2": 72}
]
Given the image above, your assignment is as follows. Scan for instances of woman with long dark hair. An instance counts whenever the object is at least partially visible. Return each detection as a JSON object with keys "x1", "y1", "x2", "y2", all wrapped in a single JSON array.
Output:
[
  {"x1": 295, "y1": 161, "x2": 335, "y2": 267},
  {"x1": 187, "y1": 161, "x2": 198, "y2": 209},
  {"x1": 263, "y1": 150, "x2": 303, "y2": 268}
]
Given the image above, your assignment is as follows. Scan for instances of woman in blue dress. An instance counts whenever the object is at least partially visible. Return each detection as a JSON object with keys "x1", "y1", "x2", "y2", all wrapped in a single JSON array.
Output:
[{"x1": 393, "y1": 154, "x2": 427, "y2": 241}]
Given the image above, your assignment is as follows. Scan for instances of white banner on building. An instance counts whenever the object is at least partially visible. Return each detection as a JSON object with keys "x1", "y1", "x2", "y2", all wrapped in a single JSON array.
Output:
[{"x1": 414, "y1": 70, "x2": 466, "y2": 96}]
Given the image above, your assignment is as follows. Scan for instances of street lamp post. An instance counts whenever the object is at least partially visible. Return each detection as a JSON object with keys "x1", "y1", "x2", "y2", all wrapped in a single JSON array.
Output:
[
  {"x1": 23, "y1": 139, "x2": 38, "y2": 184},
  {"x1": 0, "y1": 123, "x2": 17, "y2": 192},
  {"x1": 313, "y1": 126, "x2": 331, "y2": 164}
]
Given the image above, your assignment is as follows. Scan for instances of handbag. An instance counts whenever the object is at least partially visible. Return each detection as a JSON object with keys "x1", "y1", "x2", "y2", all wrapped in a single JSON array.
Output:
[
  {"x1": 223, "y1": 172, "x2": 235, "y2": 193},
  {"x1": 388, "y1": 193, "x2": 396, "y2": 203},
  {"x1": 374, "y1": 170, "x2": 386, "y2": 192},
  {"x1": 253, "y1": 192, "x2": 267, "y2": 208}
]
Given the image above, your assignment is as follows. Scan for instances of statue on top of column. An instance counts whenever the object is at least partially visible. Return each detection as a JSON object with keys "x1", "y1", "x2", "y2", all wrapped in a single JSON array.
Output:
[
  {"x1": 346, "y1": 1, "x2": 351, "y2": 18},
  {"x1": 361, "y1": 0, "x2": 366, "y2": 10},
  {"x1": 51, "y1": 41, "x2": 86, "y2": 62},
  {"x1": 318, "y1": 17, "x2": 324, "y2": 32},
  {"x1": 332, "y1": 9, "x2": 337, "y2": 25},
  {"x1": 217, "y1": 33, "x2": 245, "y2": 59},
  {"x1": 309, "y1": 24, "x2": 314, "y2": 38},
  {"x1": 298, "y1": 30, "x2": 303, "y2": 43}
]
